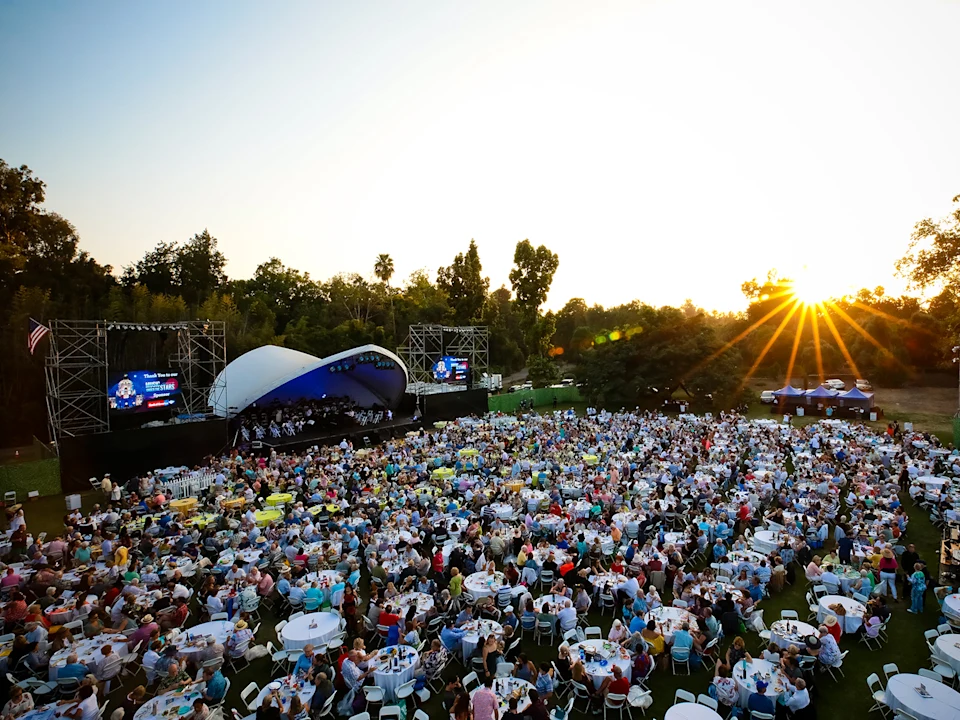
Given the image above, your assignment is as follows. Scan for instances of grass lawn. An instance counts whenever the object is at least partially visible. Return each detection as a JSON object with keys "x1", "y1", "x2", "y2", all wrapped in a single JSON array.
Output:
[{"x1": 16, "y1": 473, "x2": 949, "y2": 720}]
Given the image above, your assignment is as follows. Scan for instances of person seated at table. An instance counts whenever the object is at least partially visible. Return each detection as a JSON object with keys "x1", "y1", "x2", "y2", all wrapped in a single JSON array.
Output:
[
  {"x1": 256, "y1": 693, "x2": 282, "y2": 720},
  {"x1": 747, "y1": 679, "x2": 776, "y2": 717},
  {"x1": 596, "y1": 663, "x2": 629, "y2": 698},
  {"x1": 121, "y1": 685, "x2": 147, "y2": 719},
  {"x1": 226, "y1": 619, "x2": 254, "y2": 657},
  {"x1": 514, "y1": 653, "x2": 537, "y2": 682},
  {"x1": 2, "y1": 685, "x2": 34, "y2": 719},
  {"x1": 820, "y1": 564, "x2": 841, "y2": 595},
  {"x1": 57, "y1": 683, "x2": 98, "y2": 720},
  {"x1": 721, "y1": 636, "x2": 751, "y2": 672},
  {"x1": 711, "y1": 664, "x2": 740, "y2": 709},
  {"x1": 550, "y1": 576, "x2": 568, "y2": 597},
  {"x1": 158, "y1": 659, "x2": 191, "y2": 691},
  {"x1": 805, "y1": 556, "x2": 823, "y2": 582}
]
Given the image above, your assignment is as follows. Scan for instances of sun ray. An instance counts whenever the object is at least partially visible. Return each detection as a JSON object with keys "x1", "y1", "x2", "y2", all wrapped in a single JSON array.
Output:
[
  {"x1": 850, "y1": 300, "x2": 940, "y2": 337},
  {"x1": 739, "y1": 300, "x2": 803, "y2": 389},
  {"x1": 679, "y1": 295, "x2": 797, "y2": 384},
  {"x1": 828, "y1": 302, "x2": 909, "y2": 370},
  {"x1": 783, "y1": 303, "x2": 807, "y2": 388},
  {"x1": 818, "y1": 304, "x2": 862, "y2": 379},
  {"x1": 810, "y1": 303, "x2": 825, "y2": 385}
]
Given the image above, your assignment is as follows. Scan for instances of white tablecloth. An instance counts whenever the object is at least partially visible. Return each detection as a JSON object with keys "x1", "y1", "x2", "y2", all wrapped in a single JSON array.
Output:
[
  {"x1": 281, "y1": 612, "x2": 341, "y2": 650},
  {"x1": 645, "y1": 606, "x2": 696, "y2": 644},
  {"x1": 751, "y1": 530, "x2": 781, "y2": 554},
  {"x1": 944, "y1": 594, "x2": 960, "y2": 620},
  {"x1": 488, "y1": 503, "x2": 516, "y2": 520},
  {"x1": 370, "y1": 645, "x2": 419, "y2": 701},
  {"x1": 569, "y1": 641, "x2": 633, "y2": 689},
  {"x1": 135, "y1": 687, "x2": 205, "y2": 720},
  {"x1": 665, "y1": 703, "x2": 722, "y2": 720},
  {"x1": 934, "y1": 635, "x2": 960, "y2": 674},
  {"x1": 464, "y1": 571, "x2": 507, "y2": 598},
  {"x1": 768, "y1": 620, "x2": 818, "y2": 649},
  {"x1": 472, "y1": 677, "x2": 534, "y2": 715},
  {"x1": 884, "y1": 674, "x2": 960, "y2": 720},
  {"x1": 254, "y1": 677, "x2": 316, "y2": 713},
  {"x1": 533, "y1": 594, "x2": 568, "y2": 613},
  {"x1": 396, "y1": 592, "x2": 434, "y2": 622},
  {"x1": 172, "y1": 620, "x2": 235, "y2": 656},
  {"x1": 461, "y1": 619, "x2": 504, "y2": 660},
  {"x1": 817, "y1": 595, "x2": 865, "y2": 633},
  {"x1": 49, "y1": 635, "x2": 129, "y2": 680},
  {"x1": 731, "y1": 658, "x2": 789, "y2": 707}
]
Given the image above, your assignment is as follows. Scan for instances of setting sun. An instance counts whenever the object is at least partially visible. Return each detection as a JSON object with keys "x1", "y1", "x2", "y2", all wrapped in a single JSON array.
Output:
[{"x1": 789, "y1": 269, "x2": 833, "y2": 306}]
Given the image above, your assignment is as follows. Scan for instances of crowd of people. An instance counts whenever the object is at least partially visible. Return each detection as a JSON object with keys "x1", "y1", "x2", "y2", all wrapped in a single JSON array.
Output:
[{"x1": 0, "y1": 407, "x2": 955, "y2": 720}]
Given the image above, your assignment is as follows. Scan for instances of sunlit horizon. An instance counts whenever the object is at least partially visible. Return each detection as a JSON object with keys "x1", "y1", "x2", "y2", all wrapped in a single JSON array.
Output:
[{"x1": 2, "y1": 1, "x2": 958, "y2": 313}]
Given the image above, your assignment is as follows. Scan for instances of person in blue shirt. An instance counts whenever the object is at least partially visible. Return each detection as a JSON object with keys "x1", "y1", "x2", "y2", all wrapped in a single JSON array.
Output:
[
  {"x1": 202, "y1": 666, "x2": 227, "y2": 703},
  {"x1": 747, "y1": 681, "x2": 776, "y2": 716},
  {"x1": 628, "y1": 610, "x2": 646, "y2": 634},
  {"x1": 440, "y1": 619, "x2": 466, "y2": 654},
  {"x1": 57, "y1": 654, "x2": 88, "y2": 680},
  {"x1": 748, "y1": 577, "x2": 764, "y2": 602},
  {"x1": 293, "y1": 645, "x2": 316, "y2": 676},
  {"x1": 277, "y1": 573, "x2": 292, "y2": 596}
]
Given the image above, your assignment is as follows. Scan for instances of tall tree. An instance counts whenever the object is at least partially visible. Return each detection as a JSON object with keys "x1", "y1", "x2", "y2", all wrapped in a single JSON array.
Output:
[
  {"x1": 437, "y1": 239, "x2": 489, "y2": 324},
  {"x1": 509, "y1": 239, "x2": 559, "y2": 321},
  {"x1": 374, "y1": 254, "x2": 395, "y2": 286},
  {"x1": 177, "y1": 229, "x2": 227, "y2": 306},
  {"x1": 897, "y1": 194, "x2": 960, "y2": 288}
]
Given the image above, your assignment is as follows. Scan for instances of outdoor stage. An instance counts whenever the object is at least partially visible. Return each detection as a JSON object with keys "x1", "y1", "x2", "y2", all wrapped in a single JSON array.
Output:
[{"x1": 243, "y1": 414, "x2": 424, "y2": 453}]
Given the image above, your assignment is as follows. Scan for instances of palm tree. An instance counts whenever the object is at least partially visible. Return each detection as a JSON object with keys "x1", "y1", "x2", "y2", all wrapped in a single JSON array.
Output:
[
  {"x1": 374, "y1": 253, "x2": 396, "y2": 342},
  {"x1": 374, "y1": 254, "x2": 395, "y2": 286}
]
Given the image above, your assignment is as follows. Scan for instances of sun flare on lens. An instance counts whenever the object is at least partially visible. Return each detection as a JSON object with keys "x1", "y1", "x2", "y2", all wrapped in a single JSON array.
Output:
[{"x1": 790, "y1": 268, "x2": 833, "y2": 306}]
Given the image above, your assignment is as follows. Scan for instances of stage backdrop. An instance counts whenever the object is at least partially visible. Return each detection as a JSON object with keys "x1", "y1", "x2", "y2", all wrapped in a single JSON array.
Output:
[
  {"x1": 59, "y1": 420, "x2": 228, "y2": 493},
  {"x1": 421, "y1": 388, "x2": 489, "y2": 420}
]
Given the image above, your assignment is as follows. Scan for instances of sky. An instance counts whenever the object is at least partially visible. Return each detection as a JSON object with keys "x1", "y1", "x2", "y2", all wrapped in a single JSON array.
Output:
[{"x1": 2, "y1": 1, "x2": 959, "y2": 312}]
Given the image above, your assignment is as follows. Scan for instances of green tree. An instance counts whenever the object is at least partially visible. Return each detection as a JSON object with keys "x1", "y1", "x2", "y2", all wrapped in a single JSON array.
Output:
[
  {"x1": 437, "y1": 239, "x2": 489, "y2": 324},
  {"x1": 509, "y1": 239, "x2": 559, "y2": 322},
  {"x1": 374, "y1": 254, "x2": 395, "y2": 285},
  {"x1": 897, "y1": 193, "x2": 960, "y2": 288},
  {"x1": 177, "y1": 230, "x2": 227, "y2": 306}
]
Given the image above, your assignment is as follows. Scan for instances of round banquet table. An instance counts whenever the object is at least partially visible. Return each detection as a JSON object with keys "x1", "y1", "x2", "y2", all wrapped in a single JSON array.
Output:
[
  {"x1": 254, "y1": 676, "x2": 317, "y2": 713},
  {"x1": 221, "y1": 497, "x2": 245, "y2": 511},
  {"x1": 461, "y1": 618, "x2": 504, "y2": 659},
  {"x1": 281, "y1": 611, "x2": 342, "y2": 650},
  {"x1": 934, "y1": 634, "x2": 960, "y2": 673},
  {"x1": 472, "y1": 677, "x2": 534, "y2": 715},
  {"x1": 568, "y1": 640, "x2": 633, "y2": 689},
  {"x1": 169, "y1": 498, "x2": 197, "y2": 513},
  {"x1": 266, "y1": 493, "x2": 293, "y2": 506},
  {"x1": 255, "y1": 509, "x2": 283, "y2": 526},
  {"x1": 488, "y1": 503, "x2": 516, "y2": 520},
  {"x1": 944, "y1": 594, "x2": 960, "y2": 621},
  {"x1": 728, "y1": 550, "x2": 767, "y2": 566},
  {"x1": 396, "y1": 591, "x2": 434, "y2": 622},
  {"x1": 768, "y1": 619, "x2": 818, "y2": 649},
  {"x1": 370, "y1": 645, "x2": 419, "y2": 701},
  {"x1": 533, "y1": 594, "x2": 568, "y2": 613},
  {"x1": 751, "y1": 530, "x2": 781, "y2": 554},
  {"x1": 884, "y1": 673, "x2": 960, "y2": 720},
  {"x1": 731, "y1": 658, "x2": 789, "y2": 707},
  {"x1": 817, "y1": 594, "x2": 865, "y2": 633},
  {"x1": 48, "y1": 635, "x2": 129, "y2": 680},
  {"x1": 645, "y1": 606, "x2": 697, "y2": 644},
  {"x1": 464, "y1": 571, "x2": 507, "y2": 598},
  {"x1": 171, "y1": 620, "x2": 235, "y2": 656},
  {"x1": 504, "y1": 481, "x2": 524, "y2": 493},
  {"x1": 665, "y1": 703, "x2": 723, "y2": 720},
  {"x1": 539, "y1": 515, "x2": 565, "y2": 533},
  {"x1": 135, "y1": 686, "x2": 205, "y2": 720},
  {"x1": 590, "y1": 572, "x2": 627, "y2": 593}
]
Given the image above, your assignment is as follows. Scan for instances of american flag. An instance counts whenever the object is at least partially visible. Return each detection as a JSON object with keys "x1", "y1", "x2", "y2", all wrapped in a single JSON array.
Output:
[{"x1": 28, "y1": 318, "x2": 50, "y2": 355}]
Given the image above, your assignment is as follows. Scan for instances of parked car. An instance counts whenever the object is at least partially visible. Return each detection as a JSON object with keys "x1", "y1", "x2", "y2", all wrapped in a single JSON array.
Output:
[
  {"x1": 856, "y1": 379, "x2": 873, "y2": 391},
  {"x1": 824, "y1": 378, "x2": 845, "y2": 390},
  {"x1": 760, "y1": 390, "x2": 776, "y2": 404}
]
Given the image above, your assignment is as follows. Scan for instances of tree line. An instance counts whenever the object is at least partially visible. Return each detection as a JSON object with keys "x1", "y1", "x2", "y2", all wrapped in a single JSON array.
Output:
[{"x1": 2, "y1": 158, "x2": 958, "y2": 445}]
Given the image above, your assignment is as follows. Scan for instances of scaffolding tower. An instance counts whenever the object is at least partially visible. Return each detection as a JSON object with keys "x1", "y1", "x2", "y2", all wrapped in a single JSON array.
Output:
[
  {"x1": 44, "y1": 319, "x2": 227, "y2": 446},
  {"x1": 398, "y1": 324, "x2": 489, "y2": 385}
]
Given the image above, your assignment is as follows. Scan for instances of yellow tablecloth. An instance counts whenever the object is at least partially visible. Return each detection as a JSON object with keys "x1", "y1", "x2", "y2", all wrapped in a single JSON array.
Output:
[
  {"x1": 458, "y1": 448, "x2": 479, "y2": 457},
  {"x1": 266, "y1": 493, "x2": 293, "y2": 506},
  {"x1": 432, "y1": 467, "x2": 456, "y2": 480},
  {"x1": 583, "y1": 454, "x2": 599, "y2": 466},
  {"x1": 169, "y1": 498, "x2": 197, "y2": 513},
  {"x1": 255, "y1": 509, "x2": 283, "y2": 526},
  {"x1": 189, "y1": 512, "x2": 219, "y2": 529},
  {"x1": 221, "y1": 497, "x2": 246, "y2": 510},
  {"x1": 505, "y1": 481, "x2": 523, "y2": 493}
]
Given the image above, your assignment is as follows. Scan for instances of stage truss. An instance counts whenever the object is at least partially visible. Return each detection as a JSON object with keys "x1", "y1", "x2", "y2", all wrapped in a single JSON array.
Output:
[
  {"x1": 398, "y1": 324, "x2": 489, "y2": 385},
  {"x1": 45, "y1": 319, "x2": 226, "y2": 445}
]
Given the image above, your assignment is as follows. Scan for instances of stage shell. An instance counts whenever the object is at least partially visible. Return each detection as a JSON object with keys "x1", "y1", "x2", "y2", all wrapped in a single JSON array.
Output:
[{"x1": 208, "y1": 344, "x2": 408, "y2": 418}]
